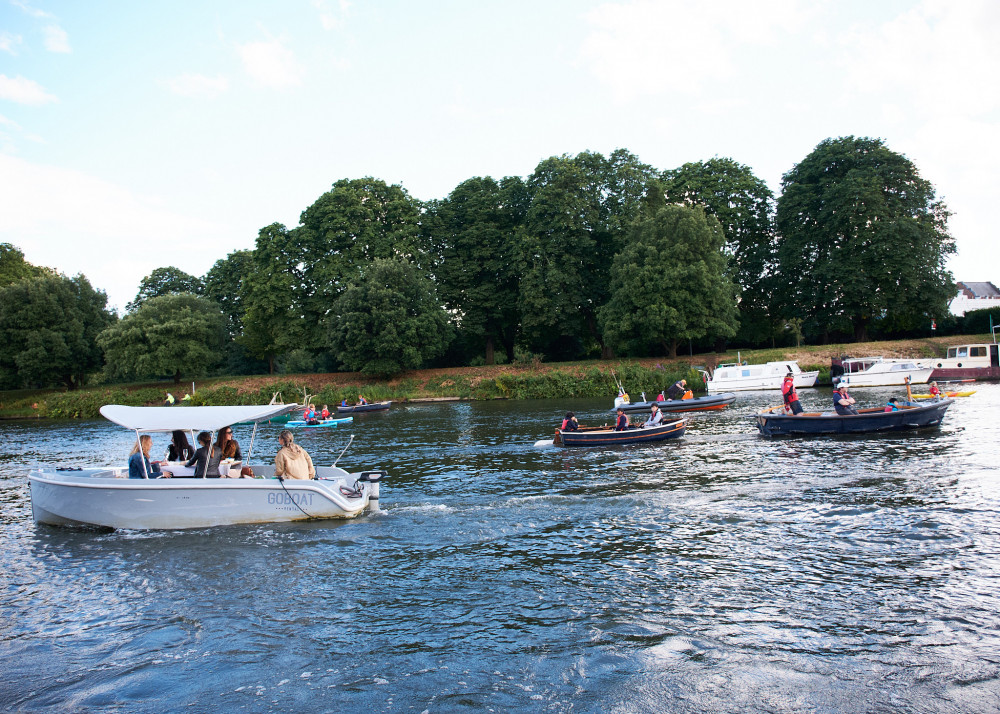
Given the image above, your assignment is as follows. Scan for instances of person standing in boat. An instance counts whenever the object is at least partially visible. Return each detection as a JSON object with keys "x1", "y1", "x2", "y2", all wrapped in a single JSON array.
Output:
[
  {"x1": 561, "y1": 412, "x2": 579, "y2": 431},
  {"x1": 275, "y1": 430, "x2": 316, "y2": 480},
  {"x1": 644, "y1": 403, "x2": 664, "y2": 427},
  {"x1": 666, "y1": 379, "x2": 687, "y2": 400},
  {"x1": 185, "y1": 431, "x2": 222, "y2": 477},
  {"x1": 833, "y1": 383, "x2": 859, "y2": 415},
  {"x1": 216, "y1": 426, "x2": 242, "y2": 461},
  {"x1": 167, "y1": 430, "x2": 195, "y2": 461},
  {"x1": 614, "y1": 408, "x2": 630, "y2": 431},
  {"x1": 781, "y1": 371, "x2": 803, "y2": 415},
  {"x1": 129, "y1": 435, "x2": 173, "y2": 479}
]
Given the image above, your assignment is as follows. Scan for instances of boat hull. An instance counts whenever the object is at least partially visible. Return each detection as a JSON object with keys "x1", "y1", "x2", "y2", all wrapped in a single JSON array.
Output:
[
  {"x1": 706, "y1": 362, "x2": 819, "y2": 393},
  {"x1": 755, "y1": 399, "x2": 953, "y2": 437},
  {"x1": 29, "y1": 465, "x2": 379, "y2": 530},
  {"x1": 555, "y1": 419, "x2": 686, "y2": 446},
  {"x1": 616, "y1": 393, "x2": 736, "y2": 413},
  {"x1": 285, "y1": 417, "x2": 353, "y2": 428},
  {"x1": 928, "y1": 367, "x2": 1000, "y2": 381},
  {"x1": 336, "y1": 401, "x2": 392, "y2": 413}
]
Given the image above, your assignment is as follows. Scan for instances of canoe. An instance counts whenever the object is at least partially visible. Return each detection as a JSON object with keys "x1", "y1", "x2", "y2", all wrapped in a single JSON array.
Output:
[
  {"x1": 754, "y1": 399, "x2": 953, "y2": 437},
  {"x1": 614, "y1": 393, "x2": 736, "y2": 414},
  {"x1": 910, "y1": 390, "x2": 976, "y2": 399},
  {"x1": 285, "y1": 417, "x2": 354, "y2": 428},
  {"x1": 337, "y1": 401, "x2": 392, "y2": 413},
  {"x1": 553, "y1": 418, "x2": 686, "y2": 446}
]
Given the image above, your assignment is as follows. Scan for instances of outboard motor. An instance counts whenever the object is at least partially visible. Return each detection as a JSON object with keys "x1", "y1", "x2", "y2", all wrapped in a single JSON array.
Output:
[{"x1": 357, "y1": 471, "x2": 386, "y2": 513}]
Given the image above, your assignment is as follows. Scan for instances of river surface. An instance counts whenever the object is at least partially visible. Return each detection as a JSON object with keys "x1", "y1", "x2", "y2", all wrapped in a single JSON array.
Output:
[{"x1": 1, "y1": 385, "x2": 999, "y2": 712}]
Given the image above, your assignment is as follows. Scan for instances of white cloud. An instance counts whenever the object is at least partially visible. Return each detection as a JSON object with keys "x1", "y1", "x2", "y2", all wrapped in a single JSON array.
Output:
[
  {"x1": 580, "y1": 0, "x2": 817, "y2": 100},
  {"x1": 0, "y1": 74, "x2": 58, "y2": 105},
  {"x1": 11, "y1": 0, "x2": 52, "y2": 19},
  {"x1": 42, "y1": 25, "x2": 71, "y2": 53},
  {"x1": 166, "y1": 73, "x2": 230, "y2": 98},
  {"x1": 238, "y1": 39, "x2": 304, "y2": 89},
  {"x1": 0, "y1": 32, "x2": 22, "y2": 55},
  {"x1": 313, "y1": 0, "x2": 351, "y2": 30},
  {"x1": 0, "y1": 154, "x2": 232, "y2": 312}
]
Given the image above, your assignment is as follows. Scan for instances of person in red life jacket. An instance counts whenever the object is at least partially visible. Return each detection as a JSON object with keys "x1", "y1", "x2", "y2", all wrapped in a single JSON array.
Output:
[
  {"x1": 781, "y1": 371, "x2": 803, "y2": 415},
  {"x1": 561, "y1": 412, "x2": 579, "y2": 431},
  {"x1": 614, "y1": 408, "x2": 630, "y2": 431},
  {"x1": 320, "y1": 404, "x2": 330, "y2": 419},
  {"x1": 928, "y1": 382, "x2": 941, "y2": 399},
  {"x1": 833, "y1": 383, "x2": 859, "y2": 415},
  {"x1": 884, "y1": 398, "x2": 900, "y2": 412},
  {"x1": 656, "y1": 390, "x2": 666, "y2": 402},
  {"x1": 303, "y1": 404, "x2": 319, "y2": 424},
  {"x1": 358, "y1": 394, "x2": 368, "y2": 405}
]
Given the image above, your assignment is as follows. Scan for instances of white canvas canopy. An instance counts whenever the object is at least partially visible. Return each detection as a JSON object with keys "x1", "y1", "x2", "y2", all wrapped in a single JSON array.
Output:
[{"x1": 100, "y1": 404, "x2": 300, "y2": 432}]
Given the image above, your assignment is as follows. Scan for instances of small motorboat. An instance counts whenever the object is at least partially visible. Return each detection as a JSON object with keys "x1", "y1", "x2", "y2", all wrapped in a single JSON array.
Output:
[
  {"x1": 553, "y1": 418, "x2": 686, "y2": 446},
  {"x1": 285, "y1": 416, "x2": 354, "y2": 428},
  {"x1": 337, "y1": 401, "x2": 392, "y2": 413},
  {"x1": 613, "y1": 392, "x2": 736, "y2": 413},
  {"x1": 28, "y1": 403, "x2": 386, "y2": 530},
  {"x1": 703, "y1": 360, "x2": 819, "y2": 393},
  {"x1": 754, "y1": 399, "x2": 954, "y2": 437},
  {"x1": 832, "y1": 357, "x2": 933, "y2": 387}
]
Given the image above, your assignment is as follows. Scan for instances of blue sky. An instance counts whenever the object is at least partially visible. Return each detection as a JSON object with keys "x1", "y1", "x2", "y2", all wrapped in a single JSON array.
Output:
[{"x1": 1, "y1": 0, "x2": 997, "y2": 313}]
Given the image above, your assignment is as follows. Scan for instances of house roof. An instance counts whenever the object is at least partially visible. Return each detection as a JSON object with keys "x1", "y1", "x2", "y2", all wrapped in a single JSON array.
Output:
[{"x1": 958, "y1": 281, "x2": 1000, "y2": 298}]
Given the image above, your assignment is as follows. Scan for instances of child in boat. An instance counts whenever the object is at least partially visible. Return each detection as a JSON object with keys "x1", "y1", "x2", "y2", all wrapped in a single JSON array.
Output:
[
  {"x1": 884, "y1": 398, "x2": 900, "y2": 412},
  {"x1": 561, "y1": 412, "x2": 579, "y2": 431},
  {"x1": 614, "y1": 408, "x2": 630, "y2": 431}
]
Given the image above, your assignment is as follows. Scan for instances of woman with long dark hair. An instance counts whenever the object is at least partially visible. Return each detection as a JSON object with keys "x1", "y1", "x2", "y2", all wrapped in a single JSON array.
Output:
[
  {"x1": 167, "y1": 430, "x2": 195, "y2": 461},
  {"x1": 215, "y1": 426, "x2": 242, "y2": 460}
]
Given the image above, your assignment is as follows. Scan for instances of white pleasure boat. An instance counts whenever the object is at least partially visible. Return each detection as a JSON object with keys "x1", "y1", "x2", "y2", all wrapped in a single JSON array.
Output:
[
  {"x1": 833, "y1": 357, "x2": 933, "y2": 387},
  {"x1": 29, "y1": 404, "x2": 385, "y2": 530},
  {"x1": 703, "y1": 360, "x2": 819, "y2": 393}
]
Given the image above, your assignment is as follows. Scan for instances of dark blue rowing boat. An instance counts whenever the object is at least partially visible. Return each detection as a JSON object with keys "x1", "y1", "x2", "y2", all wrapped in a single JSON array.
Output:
[
  {"x1": 754, "y1": 398, "x2": 953, "y2": 437},
  {"x1": 554, "y1": 418, "x2": 686, "y2": 446},
  {"x1": 337, "y1": 401, "x2": 392, "y2": 414}
]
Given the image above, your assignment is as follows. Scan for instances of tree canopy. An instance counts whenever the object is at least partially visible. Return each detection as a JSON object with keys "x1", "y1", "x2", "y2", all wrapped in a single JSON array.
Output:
[
  {"x1": 598, "y1": 204, "x2": 739, "y2": 358},
  {"x1": 0, "y1": 243, "x2": 51, "y2": 287},
  {"x1": 0, "y1": 274, "x2": 115, "y2": 389},
  {"x1": 127, "y1": 266, "x2": 205, "y2": 312},
  {"x1": 774, "y1": 136, "x2": 955, "y2": 341},
  {"x1": 98, "y1": 294, "x2": 226, "y2": 382},
  {"x1": 328, "y1": 258, "x2": 452, "y2": 377}
]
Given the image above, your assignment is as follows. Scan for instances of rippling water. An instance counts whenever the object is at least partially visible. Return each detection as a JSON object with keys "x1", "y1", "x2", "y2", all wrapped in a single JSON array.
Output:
[{"x1": 2, "y1": 386, "x2": 999, "y2": 712}]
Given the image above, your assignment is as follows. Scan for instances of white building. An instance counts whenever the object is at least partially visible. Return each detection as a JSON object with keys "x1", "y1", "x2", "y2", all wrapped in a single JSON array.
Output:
[{"x1": 949, "y1": 281, "x2": 1000, "y2": 316}]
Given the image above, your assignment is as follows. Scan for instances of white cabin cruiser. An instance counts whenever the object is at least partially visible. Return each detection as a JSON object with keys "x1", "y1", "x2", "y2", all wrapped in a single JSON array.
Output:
[
  {"x1": 29, "y1": 404, "x2": 385, "y2": 530},
  {"x1": 703, "y1": 360, "x2": 819, "y2": 393},
  {"x1": 833, "y1": 357, "x2": 933, "y2": 388}
]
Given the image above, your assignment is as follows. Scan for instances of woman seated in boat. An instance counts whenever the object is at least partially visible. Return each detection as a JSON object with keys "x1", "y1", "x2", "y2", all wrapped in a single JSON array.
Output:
[
  {"x1": 644, "y1": 404, "x2": 663, "y2": 427},
  {"x1": 185, "y1": 431, "x2": 222, "y2": 477},
  {"x1": 884, "y1": 398, "x2": 900, "y2": 412},
  {"x1": 216, "y1": 426, "x2": 242, "y2": 461},
  {"x1": 666, "y1": 379, "x2": 687, "y2": 400},
  {"x1": 614, "y1": 408, "x2": 630, "y2": 431},
  {"x1": 129, "y1": 435, "x2": 172, "y2": 479},
  {"x1": 561, "y1": 412, "x2": 579, "y2": 431},
  {"x1": 275, "y1": 430, "x2": 316, "y2": 480},
  {"x1": 928, "y1": 382, "x2": 941, "y2": 399},
  {"x1": 833, "y1": 384, "x2": 860, "y2": 415},
  {"x1": 167, "y1": 430, "x2": 195, "y2": 461}
]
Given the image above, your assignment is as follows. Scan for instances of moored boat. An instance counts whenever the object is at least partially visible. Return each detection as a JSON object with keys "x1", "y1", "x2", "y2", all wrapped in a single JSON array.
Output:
[
  {"x1": 916, "y1": 343, "x2": 1000, "y2": 380},
  {"x1": 286, "y1": 416, "x2": 354, "y2": 428},
  {"x1": 833, "y1": 356, "x2": 933, "y2": 387},
  {"x1": 28, "y1": 404, "x2": 386, "y2": 530},
  {"x1": 703, "y1": 360, "x2": 818, "y2": 393},
  {"x1": 612, "y1": 393, "x2": 736, "y2": 413},
  {"x1": 337, "y1": 401, "x2": 392, "y2": 413},
  {"x1": 553, "y1": 418, "x2": 686, "y2": 446},
  {"x1": 754, "y1": 398, "x2": 953, "y2": 437}
]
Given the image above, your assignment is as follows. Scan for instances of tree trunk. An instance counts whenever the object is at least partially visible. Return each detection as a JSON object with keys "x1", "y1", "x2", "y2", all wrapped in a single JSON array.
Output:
[
  {"x1": 485, "y1": 335, "x2": 495, "y2": 366},
  {"x1": 174, "y1": 370, "x2": 182, "y2": 384},
  {"x1": 853, "y1": 319, "x2": 869, "y2": 342},
  {"x1": 268, "y1": 356, "x2": 275, "y2": 374},
  {"x1": 668, "y1": 338, "x2": 678, "y2": 359}
]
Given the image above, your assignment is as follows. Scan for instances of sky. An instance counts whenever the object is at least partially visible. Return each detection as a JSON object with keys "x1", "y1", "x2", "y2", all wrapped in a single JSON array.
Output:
[{"x1": 1, "y1": 0, "x2": 998, "y2": 313}]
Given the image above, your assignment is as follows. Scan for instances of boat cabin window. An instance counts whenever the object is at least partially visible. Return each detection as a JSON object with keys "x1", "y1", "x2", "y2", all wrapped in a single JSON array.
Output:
[
  {"x1": 971, "y1": 346, "x2": 987, "y2": 357},
  {"x1": 957, "y1": 347, "x2": 968, "y2": 357},
  {"x1": 890, "y1": 363, "x2": 917, "y2": 371}
]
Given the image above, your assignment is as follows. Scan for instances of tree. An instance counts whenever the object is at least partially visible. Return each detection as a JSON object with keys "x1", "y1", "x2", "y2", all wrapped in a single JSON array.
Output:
[
  {"x1": 0, "y1": 274, "x2": 115, "y2": 389},
  {"x1": 97, "y1": 294, "x2": 226, "y2": 383},
  {"x1": 774, "y1": 136, "x2": 955, "y2": 342},
  {"x1": 425, "y1": 176, "x2": 528, "y2": 365},
  {"x1": 328, "y1": 258, "x2": 452, "y2": 377},
  {"x1": 0, "y1": 243, "x2": 51, "y2": 287},
  {"x1": 204, "y1": 250, "x2": 253, "y2": 339},
  {"x1": 661, "y1": 158, "x2": 776, "y2": 345},
  {"x1": 127, "y1": 266, "x2": 205, "y2": 312},
  {"x1": 598, "y1": 204, "x2": 739, "y2": 358}
]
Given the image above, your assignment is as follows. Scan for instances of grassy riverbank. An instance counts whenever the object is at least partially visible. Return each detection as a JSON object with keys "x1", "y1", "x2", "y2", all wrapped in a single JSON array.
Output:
[{"x1": 2, "y1": 334, "x2": 990, "y2": 419}]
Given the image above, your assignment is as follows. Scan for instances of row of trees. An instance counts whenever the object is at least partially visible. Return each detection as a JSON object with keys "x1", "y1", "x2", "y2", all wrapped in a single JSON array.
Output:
[{"x1": 0, "y1": 136, "x2": 958, "y2": 388}]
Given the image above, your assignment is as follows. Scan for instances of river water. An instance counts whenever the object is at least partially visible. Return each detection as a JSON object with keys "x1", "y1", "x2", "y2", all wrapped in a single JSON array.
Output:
[{"x1": 1, "y1": 385, "x2": 999, "y2": 712}]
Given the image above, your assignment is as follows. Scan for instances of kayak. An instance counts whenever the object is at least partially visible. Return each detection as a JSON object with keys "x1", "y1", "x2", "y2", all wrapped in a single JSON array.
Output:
[
  {"x1": 911, "y1": 390, "x2": 976, "y2": 399},
  {"x1": 285, "y1": 417, "x2": 354, "y2": 428}
]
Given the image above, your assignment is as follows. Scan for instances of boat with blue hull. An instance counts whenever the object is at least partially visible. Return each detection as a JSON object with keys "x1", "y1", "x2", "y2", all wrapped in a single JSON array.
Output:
[
  {"x1": 286, "y1": 417, "x2": 354, "y2": 428},
  {"x1": 755, "y1": 398, "x2": 954, "y2": 437},
  {"x1": 554, "y1": 418, "x2": 686, "y2": 446}
]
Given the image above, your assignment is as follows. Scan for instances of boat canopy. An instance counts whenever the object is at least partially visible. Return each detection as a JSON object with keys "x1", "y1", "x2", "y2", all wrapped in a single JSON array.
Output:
[{"x1": 100, "y1": 404, "x2": 300, "y2": 432}]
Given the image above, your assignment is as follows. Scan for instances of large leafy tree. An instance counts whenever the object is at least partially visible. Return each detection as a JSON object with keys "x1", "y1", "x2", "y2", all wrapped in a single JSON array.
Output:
[
  {"x1": 661, "y1": 158, "x2": 776, "y2": 344},
  {"x1": 204, "y1": 250, "x2": 253, "y2": 339},
  {"x1": 0, "y1": 243, "x2": 51, "y2": 287},
  {"x1": 518, "y1": 149, "x2": 657, "y2": 359},
  {"x1": 127, "y1": 266, "x2": 205, "y2": 312},
  {"x1": 329, "y1": 258, "x2": 452, "y2": 377},
  {"x1": 97, "y1": 294, "x2": 226, "y2": 383},
  {"x1": 425, "y1": 175, "x2": 528, "y2": 365},
  {"x1": 0, "y1": 274, "x2": 115, "y2": 389},
  {"x1": 775, "y1": 136, "x2": 954, "y2": 342},
  {"x1": 598, "y1": 204, "x2": 739, "y2": 358}
]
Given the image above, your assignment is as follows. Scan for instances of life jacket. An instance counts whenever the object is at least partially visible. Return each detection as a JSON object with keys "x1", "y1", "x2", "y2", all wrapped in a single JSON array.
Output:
[{"x1": 682, "y1": 390, "x2": 693, "y2": 400}]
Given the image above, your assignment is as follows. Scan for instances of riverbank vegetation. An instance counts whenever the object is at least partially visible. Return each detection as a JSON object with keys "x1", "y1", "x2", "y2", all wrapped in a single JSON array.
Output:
[{"x1": 2, "y1": 136, "x2": 994, "y2": 403}]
